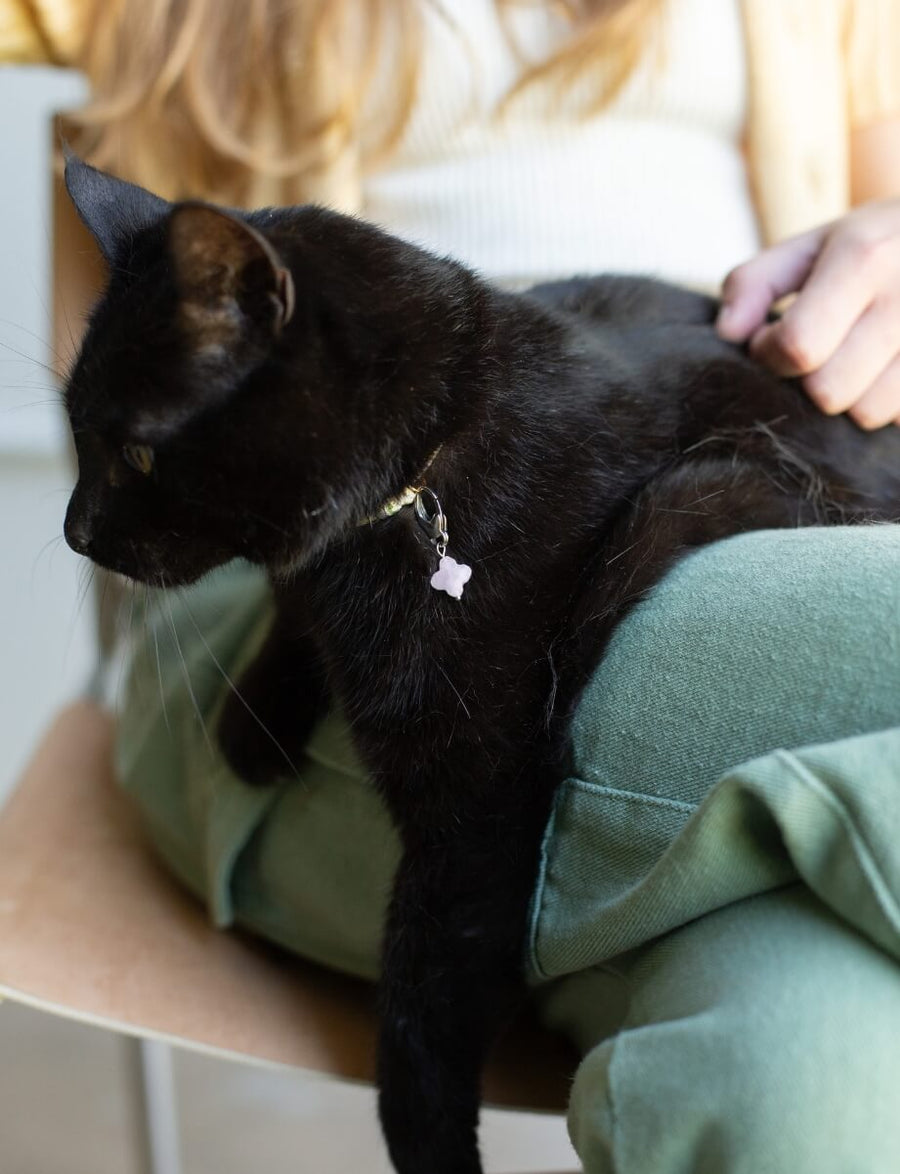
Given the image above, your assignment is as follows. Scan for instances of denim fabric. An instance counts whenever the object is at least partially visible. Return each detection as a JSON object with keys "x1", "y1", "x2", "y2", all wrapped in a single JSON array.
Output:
[{"x1": 529, "y1": 527, "x2": 900, "y2": 981}]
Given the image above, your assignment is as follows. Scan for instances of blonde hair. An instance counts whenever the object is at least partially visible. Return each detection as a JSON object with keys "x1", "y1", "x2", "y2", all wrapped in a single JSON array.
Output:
[{"x1": 66, "y1": 0, "x2": 667, "y2": 208}]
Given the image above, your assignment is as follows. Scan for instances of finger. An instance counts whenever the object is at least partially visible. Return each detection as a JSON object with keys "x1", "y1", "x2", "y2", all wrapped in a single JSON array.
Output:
[
  {"x1": 799, "y1": 298, "x2": 900, "y2": 415},
  {"x1": 847, "y1": 355, "x2": 900, "y2": 430},
  {"x1": 747, "y1": 226, "x2": 893, "y2": 377},
  {"x1": 716, "y1": 226, "x2": 825, "y2": 342}
]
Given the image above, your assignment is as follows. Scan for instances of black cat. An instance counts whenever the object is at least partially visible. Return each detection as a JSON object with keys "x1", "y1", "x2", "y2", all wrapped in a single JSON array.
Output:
[{"x1": 62, "y1": 156, "x2": 900, "y2": 1174}]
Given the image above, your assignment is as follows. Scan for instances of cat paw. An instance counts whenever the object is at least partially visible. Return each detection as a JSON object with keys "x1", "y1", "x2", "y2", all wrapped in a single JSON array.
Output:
[{"x1": 216, "y1": 693, "x2": 300, "y2": 786}]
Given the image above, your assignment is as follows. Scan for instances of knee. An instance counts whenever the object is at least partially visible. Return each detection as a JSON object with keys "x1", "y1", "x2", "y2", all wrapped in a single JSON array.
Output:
[
  {"x1": 570, "y1": 1016, "x2": 899, "y2": 1174},
  {"x1": 570, "y1": 1008, "x2": 900, "y2": 1174},
  {"x1": 566, "y1": 912, "x2": 900, "y2": 1173}
]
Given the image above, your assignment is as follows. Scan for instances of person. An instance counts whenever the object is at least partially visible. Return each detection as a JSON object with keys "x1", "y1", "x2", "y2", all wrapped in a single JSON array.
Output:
[{"x1": 6, "y1": 2, "x2": 900, "y2": 1170}]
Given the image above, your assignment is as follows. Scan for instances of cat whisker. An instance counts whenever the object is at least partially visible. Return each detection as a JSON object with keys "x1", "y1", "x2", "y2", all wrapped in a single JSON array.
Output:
[
  {"x1": 159, "y1": 585, "x2": 215, "y2": 757},
  {"x1": 146, "y1": 591, "x2": 172, "y2": 735},
  {"x1": 0, "y1": 336, "x2": 61, "y2": 379},
  {"x1": 61, "y1": 560, "x2": 96, "y2": 672},
  {"x1": 0, "y1": 399, "x2": 67, "y2": 414},
  {"x1": 98, "y1": 570, "x2": 113, "y2": 631},
  {"x1": 73, "y1": 558, "x2": 96, "y2": 619},
  {"x1": 134, "y1": 557, "x2": 175, "y2": 737},
  {"x1": 0, "y1": 314, "x2": 69, "y2": 370},
  {"x1": 56, "y1": 297, "x2": 84, "y2": 375},
  {"x1": 30, "y1": 533, "x2": 67, "y2": 590},
  {"x1": 111, "y1": 579, "x2": 140, "y2": 716},
  {"x1": 174, "y1": 587, "x2": 301, "y2": 779},
  {"x1": 133, "y1": 583, "x2": 154, "y2": 710},
  {"x1": 431, "y1": 656, "x2": 472, "y2": 721}
]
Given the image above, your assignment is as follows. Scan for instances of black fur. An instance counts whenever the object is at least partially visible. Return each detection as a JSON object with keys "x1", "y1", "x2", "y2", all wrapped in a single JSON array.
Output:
[{"x1": 63, "y1": 158, "x2": 900, "y2": 1174}]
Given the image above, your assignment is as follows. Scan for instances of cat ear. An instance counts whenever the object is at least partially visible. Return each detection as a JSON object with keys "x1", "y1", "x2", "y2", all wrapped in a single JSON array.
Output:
[
  {"x1": 167, "y1": 203, "x2": 295, "y2": 345},
  {"x1": 64, "y1": 154, "x2": 170, "y2": 265}
]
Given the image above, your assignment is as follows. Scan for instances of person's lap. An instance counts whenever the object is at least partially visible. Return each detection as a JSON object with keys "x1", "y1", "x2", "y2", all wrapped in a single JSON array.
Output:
[{"x1": 114, "y1": 525, "x2": 900, "y2": 1171}]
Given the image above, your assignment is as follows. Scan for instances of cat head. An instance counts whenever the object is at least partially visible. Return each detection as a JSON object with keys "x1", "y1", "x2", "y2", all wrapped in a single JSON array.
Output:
[{"x1": 62, "y1": 159, "x2": 473, "y2": 585}]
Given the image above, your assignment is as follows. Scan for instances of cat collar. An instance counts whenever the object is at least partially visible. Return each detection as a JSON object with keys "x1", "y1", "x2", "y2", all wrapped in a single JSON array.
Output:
[{"x1": 360, "y1": 449, "x2": 472, "y2": 600}]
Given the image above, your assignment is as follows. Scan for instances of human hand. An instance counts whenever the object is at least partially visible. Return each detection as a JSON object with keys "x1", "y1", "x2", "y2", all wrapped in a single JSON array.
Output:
[{"x1": 716, "y1": 201, "x2": 900, "y2": 428}]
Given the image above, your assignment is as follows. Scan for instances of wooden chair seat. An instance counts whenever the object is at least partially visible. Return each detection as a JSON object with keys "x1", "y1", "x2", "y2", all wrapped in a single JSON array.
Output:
[{"x1": 0, "y1": 701, "x2": 576, "y2": 1113}]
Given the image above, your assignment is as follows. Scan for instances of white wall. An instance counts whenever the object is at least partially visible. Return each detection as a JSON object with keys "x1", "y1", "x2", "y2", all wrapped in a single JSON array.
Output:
[{"x1": 0, "y1": 66, "x2": 94, "y2": 799}]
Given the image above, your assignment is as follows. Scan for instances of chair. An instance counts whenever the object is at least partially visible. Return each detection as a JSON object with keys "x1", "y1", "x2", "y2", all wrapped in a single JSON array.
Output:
[{"x1": 0, "y1": 169, "x2": 578, "y2": 1174}]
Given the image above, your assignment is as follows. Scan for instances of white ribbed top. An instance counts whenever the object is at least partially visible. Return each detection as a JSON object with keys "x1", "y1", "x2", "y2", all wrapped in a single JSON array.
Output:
[{"x1": 361, "y1": 0, "x2": 761, "y2": 291}]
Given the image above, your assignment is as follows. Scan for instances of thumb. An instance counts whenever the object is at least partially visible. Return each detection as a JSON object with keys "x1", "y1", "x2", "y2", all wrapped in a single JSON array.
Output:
[{"x1": 716, "y1": 225, "x2": 827, "y2": 342}]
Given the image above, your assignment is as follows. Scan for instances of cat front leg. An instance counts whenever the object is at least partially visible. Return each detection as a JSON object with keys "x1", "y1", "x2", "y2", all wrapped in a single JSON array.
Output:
[
  {"x1": 217, "y1": 612, "x2": 327, "y2": 786},
  {"x1": 376, "y1": 805, "x2": 550, "y2": 1174}
]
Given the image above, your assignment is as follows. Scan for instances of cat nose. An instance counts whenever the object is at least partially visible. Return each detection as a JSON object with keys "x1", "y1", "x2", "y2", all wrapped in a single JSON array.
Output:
[{"x1": 64, "y1": 514, "x2": 93, "y2": 556}]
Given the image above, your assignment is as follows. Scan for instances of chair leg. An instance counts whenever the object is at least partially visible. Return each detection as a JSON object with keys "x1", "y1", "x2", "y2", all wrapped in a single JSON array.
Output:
[{"x1": 122, "y1": 1037, "x2": 182, "y2": 1174}]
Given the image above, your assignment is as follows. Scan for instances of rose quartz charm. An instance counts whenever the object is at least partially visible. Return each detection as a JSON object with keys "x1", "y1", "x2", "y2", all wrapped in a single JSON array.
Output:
[{"x1": 430, "y1": 555, "x2": 472, "y2": 600}]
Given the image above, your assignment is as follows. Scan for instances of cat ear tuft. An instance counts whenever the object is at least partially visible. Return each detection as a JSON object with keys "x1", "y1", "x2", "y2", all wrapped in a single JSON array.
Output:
[
  {"x1": 167, "y1": 203, "x2": 295, "y2": 344},
  {"x1": 65, "y1": 156, "x2": 170, "y2": 265}
]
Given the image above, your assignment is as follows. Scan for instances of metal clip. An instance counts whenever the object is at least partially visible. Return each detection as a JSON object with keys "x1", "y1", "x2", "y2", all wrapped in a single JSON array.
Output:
[{"x1": 413, "y1": 488, "x2": 448, "y2": 558}]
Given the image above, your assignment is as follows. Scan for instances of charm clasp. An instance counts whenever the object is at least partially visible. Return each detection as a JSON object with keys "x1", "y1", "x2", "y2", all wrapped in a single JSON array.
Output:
[{"x1": 413, "y1": 488, "x2": 449, "y2": 558}]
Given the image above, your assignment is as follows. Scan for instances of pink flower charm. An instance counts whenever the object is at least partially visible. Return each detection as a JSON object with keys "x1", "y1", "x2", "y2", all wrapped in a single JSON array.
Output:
[{"x1": 430, "y1": 555, "x2": 472, "y2": 600}]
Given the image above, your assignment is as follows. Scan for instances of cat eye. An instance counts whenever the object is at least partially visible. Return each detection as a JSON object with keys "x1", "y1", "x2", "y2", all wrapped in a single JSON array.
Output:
[{"x1": 122, "y1": 443, "x2": 155, "y2": 476}]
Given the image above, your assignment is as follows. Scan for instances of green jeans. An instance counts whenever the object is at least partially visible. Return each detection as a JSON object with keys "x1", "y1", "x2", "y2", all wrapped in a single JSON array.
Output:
[{"x1": 116, "y1": 527, "x2": 900, "y2": 1172}]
